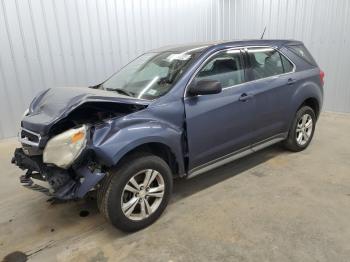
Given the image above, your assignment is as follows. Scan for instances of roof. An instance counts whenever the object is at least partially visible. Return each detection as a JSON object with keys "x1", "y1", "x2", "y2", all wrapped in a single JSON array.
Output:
[{"x1": 150, "y1": 39, "x2": 302, "y2": 54}]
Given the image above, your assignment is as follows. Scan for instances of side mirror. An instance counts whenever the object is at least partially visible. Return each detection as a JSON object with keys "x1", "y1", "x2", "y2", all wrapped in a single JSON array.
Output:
[{"x1": 188, "y1": 79, "x2": 222, "y2": 96}]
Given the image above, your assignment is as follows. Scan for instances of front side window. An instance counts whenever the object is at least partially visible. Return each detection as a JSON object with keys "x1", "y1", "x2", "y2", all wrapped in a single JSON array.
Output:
[
  {"x1": 194, "y1": 50, "x2": 245, "y2": 88},
  {"x1": 247, "y1": 47, "x2": 293, "y2": 80},
  {"x1": 101, "y1": 52, "x2": 198, "y2": 100}
]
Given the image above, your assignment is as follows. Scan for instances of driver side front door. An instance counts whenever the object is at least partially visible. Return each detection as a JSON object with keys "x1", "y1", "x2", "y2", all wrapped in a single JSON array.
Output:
[{"x1": 184, "y1": 48, "x2": 257, "y2": 175}]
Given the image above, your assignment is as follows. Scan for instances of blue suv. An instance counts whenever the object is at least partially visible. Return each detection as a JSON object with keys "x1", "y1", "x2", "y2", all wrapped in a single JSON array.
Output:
[{"x1": 12, "y1": 40, "x2": 324, "y2": 231}]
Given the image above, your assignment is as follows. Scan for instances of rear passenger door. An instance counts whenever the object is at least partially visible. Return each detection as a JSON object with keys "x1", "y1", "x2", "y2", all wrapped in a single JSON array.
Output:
[{"x1": 245, "y1": 47, "x2": 295, "y2": 143}]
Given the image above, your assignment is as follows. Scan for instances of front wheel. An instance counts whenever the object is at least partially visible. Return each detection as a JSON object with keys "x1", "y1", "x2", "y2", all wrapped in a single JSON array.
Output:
[
  {"x1": 284, "y1": 105, "x2": 316, "y2": 152},
  {"x1": 97, "y1": 153, "x2": 173, "y2": 232}
]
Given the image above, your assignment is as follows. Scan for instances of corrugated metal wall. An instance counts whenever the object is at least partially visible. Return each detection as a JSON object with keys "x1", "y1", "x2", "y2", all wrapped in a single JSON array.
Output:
[{"x1": 0, "y1": 0, "x2": 349, "y2": 138}]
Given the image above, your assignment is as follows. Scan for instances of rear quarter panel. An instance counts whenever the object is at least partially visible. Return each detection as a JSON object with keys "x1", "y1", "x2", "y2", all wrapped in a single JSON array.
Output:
[{"x1": 281, "y1": 47, "x2": 323, "y2": 129}]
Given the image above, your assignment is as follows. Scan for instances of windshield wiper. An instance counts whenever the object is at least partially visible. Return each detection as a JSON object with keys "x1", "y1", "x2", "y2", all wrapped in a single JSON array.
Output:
[{"x1": 105, "y1": 88, "x2": 135, "y2": 97}]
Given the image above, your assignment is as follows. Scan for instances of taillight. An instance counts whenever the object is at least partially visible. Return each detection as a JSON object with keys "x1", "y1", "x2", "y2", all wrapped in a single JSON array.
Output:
[{"x1": 320, "y1": 70, "x2": 325, "y2": 86}]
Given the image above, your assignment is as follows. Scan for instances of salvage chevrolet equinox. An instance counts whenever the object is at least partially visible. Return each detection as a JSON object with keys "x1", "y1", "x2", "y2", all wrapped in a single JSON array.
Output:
[{"x1": 12, "y1": 40, "x2": 324, "y2": 231}]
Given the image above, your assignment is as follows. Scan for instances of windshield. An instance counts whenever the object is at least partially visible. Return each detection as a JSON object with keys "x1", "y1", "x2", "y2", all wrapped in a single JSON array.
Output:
[{"x1": 101, "y1": 52, "x2": 197, "y2": 100}]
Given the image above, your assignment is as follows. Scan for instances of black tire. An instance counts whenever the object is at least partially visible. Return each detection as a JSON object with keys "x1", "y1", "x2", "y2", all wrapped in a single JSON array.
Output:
[
  {"x1": 284, "y1": 105, "x2": 316, "y2": 152},
  {"x1": 97, "y1": 152, "x2": 173, "y2": 232}
]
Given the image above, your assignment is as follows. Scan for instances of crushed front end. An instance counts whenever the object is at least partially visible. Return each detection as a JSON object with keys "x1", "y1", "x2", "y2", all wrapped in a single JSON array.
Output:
[
  {"x1": 12, "y1": 126, "x2": 106, "y2": 200},
  {"x1": 11, "y1": 86, "x2": 150, "y2": 200}
]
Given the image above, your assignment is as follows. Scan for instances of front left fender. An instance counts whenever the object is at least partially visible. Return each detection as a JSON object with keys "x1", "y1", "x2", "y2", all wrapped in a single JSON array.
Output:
[{"x1": 90, "y1": 120, "x2": 186, "y2": 176}]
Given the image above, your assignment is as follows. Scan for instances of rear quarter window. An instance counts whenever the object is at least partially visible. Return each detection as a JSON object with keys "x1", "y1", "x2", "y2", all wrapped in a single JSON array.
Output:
[
  {"x1": 287, "y1": 45, "x2": 317, "y2": 66},
  {"x1": 280, "y1": 54, "x2": 294, "y2": 73}
]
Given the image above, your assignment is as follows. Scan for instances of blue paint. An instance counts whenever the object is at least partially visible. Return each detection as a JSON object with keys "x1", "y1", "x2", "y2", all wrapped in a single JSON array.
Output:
[{"x1": 14, "y1": 39, "x2": 323, "y2": 199}]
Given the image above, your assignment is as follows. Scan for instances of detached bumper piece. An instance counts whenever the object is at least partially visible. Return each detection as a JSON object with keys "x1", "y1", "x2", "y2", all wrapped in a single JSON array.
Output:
[
  {"x1": 12, "y1": 148, "x2": 106, "y2": 200},
  {"x1": 20, "y1": 174, "x2": 51, "y2": 196}
]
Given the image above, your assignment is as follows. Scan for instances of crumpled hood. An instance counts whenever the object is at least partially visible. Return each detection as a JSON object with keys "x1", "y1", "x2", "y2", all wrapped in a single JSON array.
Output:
[{"x1": 22, "y1": 86, "x2": 150, "y2": 134}]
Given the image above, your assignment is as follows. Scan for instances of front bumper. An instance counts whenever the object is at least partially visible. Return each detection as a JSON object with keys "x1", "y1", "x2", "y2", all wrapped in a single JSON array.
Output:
[{"x1": 12, "y1": 148, "x2": 106, "y2": 200}]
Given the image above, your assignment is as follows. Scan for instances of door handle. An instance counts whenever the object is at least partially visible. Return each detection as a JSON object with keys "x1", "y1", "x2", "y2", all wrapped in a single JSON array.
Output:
[
  {"x1": 238, "y1": 93, "x2": 254, "y2": 102},
  {"x1": 287, "y1": 78, "x2": 296, "y2": 85}
]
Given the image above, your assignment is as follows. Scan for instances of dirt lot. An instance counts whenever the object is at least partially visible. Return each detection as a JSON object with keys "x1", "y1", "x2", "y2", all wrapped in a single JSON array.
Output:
[{"x1": 1, "y1": 112, "x2": 350, "y2": 262}]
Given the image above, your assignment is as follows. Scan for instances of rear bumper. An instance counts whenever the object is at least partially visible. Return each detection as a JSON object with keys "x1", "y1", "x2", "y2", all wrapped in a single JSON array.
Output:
[{"x1": 12, "y1": 148, "x2": 106, "y2": 200}]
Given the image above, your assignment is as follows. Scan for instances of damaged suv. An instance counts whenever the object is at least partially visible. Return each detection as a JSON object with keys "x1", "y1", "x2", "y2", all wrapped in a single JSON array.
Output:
[{"x1": 12, "y1": 40, "x2": 324, "y2": 231}]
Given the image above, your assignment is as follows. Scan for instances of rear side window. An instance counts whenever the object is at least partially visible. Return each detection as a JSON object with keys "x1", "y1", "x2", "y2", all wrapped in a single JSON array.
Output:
[
  {"x1": 195, "y1": 50, "x2": 245, "y2": 88},
  {"x1": 247, "y1": 47, "x2": 293, "y2": 80},
  {"x1": 288, "y1": 45, "x2": 317, "y2": 66}
]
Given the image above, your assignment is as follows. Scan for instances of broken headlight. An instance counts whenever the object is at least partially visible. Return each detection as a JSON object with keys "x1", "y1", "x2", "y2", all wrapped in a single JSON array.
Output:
[{"x1": 43, "y1": 125, "x2": 87, "y2": 169}]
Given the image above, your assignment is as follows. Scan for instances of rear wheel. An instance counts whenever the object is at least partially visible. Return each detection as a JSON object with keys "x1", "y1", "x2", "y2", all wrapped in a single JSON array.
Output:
[
  {"x1": 97, "y1": 153, "x2": 173, "y2": 232},
  {"x1": 284, "y1": 106, "x2": 316, "y2": 152}
]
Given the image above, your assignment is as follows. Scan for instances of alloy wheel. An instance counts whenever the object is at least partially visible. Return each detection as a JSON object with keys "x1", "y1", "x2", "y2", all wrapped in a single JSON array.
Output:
[
  {"x1": 295, "y1": 113, "x2": 313, "y2": 146},
  {"x1": 121, "y1": 169, "x2": 165, "y2": 221}
]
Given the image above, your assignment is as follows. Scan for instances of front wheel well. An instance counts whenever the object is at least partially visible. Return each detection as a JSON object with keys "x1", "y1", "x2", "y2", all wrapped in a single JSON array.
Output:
[
  {"x1": 300, "y1": 98, "x2": 320, "y2": 119},
  {"x1": 118, "y1": 143, "x2": 179, "y2": 177}
]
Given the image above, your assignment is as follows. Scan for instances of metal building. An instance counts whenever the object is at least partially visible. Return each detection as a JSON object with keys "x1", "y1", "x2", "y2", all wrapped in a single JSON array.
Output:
[{"x1": 0, "y1": 0, "x2": 349, "y2": 138}]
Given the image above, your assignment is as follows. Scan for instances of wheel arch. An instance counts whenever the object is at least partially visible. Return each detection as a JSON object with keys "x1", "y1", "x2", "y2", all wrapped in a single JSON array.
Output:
[
  {"x1": 116, "y1": 142, "x2": 182, "y2": 178},
  {"x1": 298, "y1": 97, "x2": 320, "y2": 119}
]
